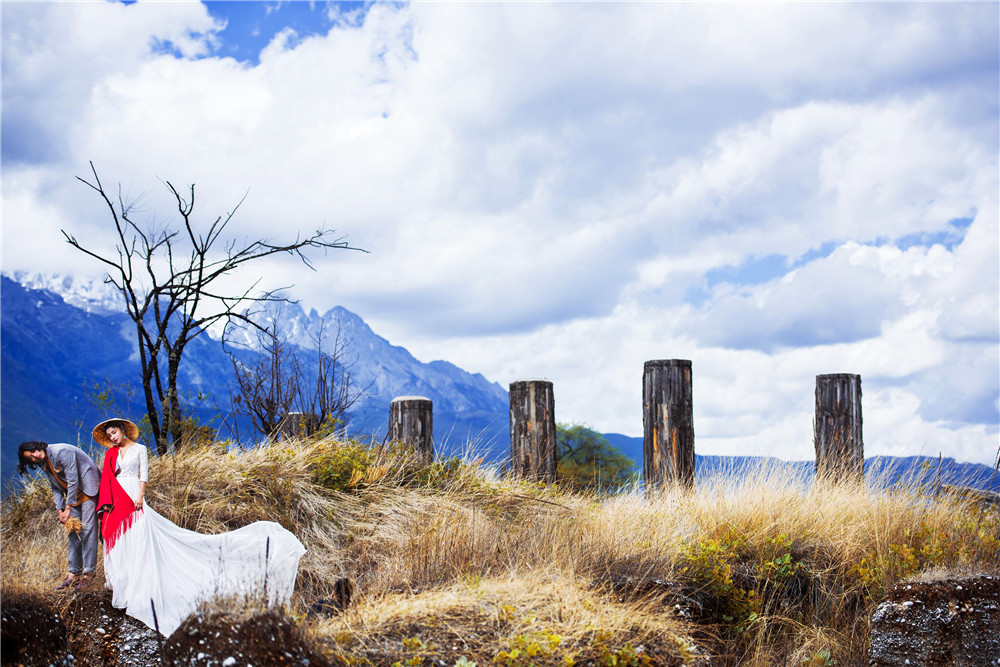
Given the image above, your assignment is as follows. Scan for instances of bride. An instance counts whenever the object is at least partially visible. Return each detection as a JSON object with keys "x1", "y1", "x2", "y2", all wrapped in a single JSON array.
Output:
[{"x1": 95, "y1": 418, "x2": 306, "y2": 636}]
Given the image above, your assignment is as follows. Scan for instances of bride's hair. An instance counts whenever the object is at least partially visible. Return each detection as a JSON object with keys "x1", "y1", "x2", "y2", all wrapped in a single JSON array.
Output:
[{"x1": 104, "y1": 420, "x2": 131, "y2": 436}]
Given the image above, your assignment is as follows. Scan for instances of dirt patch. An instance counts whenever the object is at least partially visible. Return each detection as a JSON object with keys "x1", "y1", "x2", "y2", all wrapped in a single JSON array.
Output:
[
  {"x1": 60, "y1": 588, "x2": 162, "y2": 667},
  {"x1": 1, "y1": 590, "x2": 69, "y2": 667},
  {"x1": 884, "y1": 574, "x2": 1000, "y2": 607},
  {"x1": 1, "y1": 586, "x2": 163, "y2": 667},
  {"x1": 869, "y1": 575, "x2": 1000, "y2": 667},
  {"x1": 2, "y1": 589, "x2": 328, "y2": 666},
  {"x1": 163, "y1": 608, "x2": 329, "y2": 666}
]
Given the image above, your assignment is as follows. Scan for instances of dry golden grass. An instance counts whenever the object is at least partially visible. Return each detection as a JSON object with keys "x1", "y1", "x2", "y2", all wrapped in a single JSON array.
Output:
[
  {"x1": 312, "y1": 570, "x2": 700, "y2": 666},
  {"x1": 1, "y1": 476, "x2": 84, "y2": 592},
  {"x1": 3, "y1": 436, "x2": 997, "y2": 666}
]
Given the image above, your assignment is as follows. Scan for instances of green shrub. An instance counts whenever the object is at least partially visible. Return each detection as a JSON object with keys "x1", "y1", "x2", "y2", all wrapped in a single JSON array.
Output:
[
  {"x1": 310, "y1": 439, "x2": 375, "y2": 492},
  {"x1": 678, "y1": 535, "x2": 760, "y2": 633}
]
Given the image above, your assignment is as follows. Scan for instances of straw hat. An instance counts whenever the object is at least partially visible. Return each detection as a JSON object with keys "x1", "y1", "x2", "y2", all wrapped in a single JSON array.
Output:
[{"x1": 92, "y1": 418, "x2": 140, "y2": 448}]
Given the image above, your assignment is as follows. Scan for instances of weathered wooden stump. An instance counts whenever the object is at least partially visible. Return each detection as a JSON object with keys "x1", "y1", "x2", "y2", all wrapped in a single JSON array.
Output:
[
  {"x1": 390, "y1": 396, "x2": 433, "y2": 461},
  {"x1": 643, "y1": 360, "x2": 695, "y2": 492},
  {"x1": 509, "y1": 379, "x2": 557, "y2": 483},
  {"x1": 278, "y1": 412, "x2": 321, "y2": 440},
  {"x1": 814, "y1": 373, "x2": 864, "y2": 483}
]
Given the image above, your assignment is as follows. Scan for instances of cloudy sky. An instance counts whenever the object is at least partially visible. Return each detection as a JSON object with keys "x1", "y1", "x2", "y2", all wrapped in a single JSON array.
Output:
[{"x1": 2, "y1": 1, "x2": 998, "y2": 465}]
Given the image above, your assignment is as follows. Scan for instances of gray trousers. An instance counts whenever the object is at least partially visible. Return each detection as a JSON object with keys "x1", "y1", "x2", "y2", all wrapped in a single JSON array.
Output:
[{"x1": 68, "y1": 497, "x2": 98, "y2": 575}]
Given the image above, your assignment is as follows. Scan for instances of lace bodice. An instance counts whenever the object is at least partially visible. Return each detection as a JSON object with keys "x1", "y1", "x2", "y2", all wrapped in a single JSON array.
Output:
[{"x1": 115, "y1": 444, "x2": 148, "y2": 482}]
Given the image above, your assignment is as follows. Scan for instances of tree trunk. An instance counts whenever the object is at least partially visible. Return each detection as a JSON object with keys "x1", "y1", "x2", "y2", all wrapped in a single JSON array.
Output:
[
  {"x1": 814, "y1": 373, "x2": 864, "y2": 483},
  {"x1": 643, "y1": 360, "x2": 695, "y2": 492},
  {"x1": 390, "y1": 396, "x2": 433, "y2": 462},
  {"x1": 141, "y1": 364, "x2": 165, "y2": 456},
  {"x1": 508, "y1": 380, "x2": 557, "y2": 483},
  {"x1": 166, "y1": 351, "x2": 183, "y2": 451}
]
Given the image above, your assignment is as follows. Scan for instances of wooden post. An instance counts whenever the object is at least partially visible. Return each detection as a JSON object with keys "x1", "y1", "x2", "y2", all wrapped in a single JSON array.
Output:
[
  {"x1": 814, "y1": 373, "x2": 863, "y2": 483},
  {"x1": 643, "y1": 360, "x2": 695, "y2": 492},
  {"x1": 277, "y1": 412, "x2": 320, "y2": 440},
  {"x1": 390, "y1": 396, "x2": 433, "y2": 462},
  {"x1": 509, "y1": 379, "x2": 557, "y2": 483}
]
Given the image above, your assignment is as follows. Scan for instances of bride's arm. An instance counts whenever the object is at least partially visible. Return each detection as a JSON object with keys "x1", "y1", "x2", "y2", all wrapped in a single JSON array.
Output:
[{"x1": 135, "y1": 445, "x2": 149, "y2": 509}]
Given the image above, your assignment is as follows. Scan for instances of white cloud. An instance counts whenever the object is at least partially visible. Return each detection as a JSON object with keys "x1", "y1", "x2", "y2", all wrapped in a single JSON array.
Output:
[
  {"x1": 2, "y1": 1, "x2": 221, "y2": 164},
  {"x1": 2, "y1": 1, "x2": 996, "y2": 465}
]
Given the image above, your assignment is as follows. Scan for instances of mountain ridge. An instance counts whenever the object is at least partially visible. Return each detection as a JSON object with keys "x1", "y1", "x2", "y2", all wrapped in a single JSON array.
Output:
[
  {"x1": 2, "y1": 273, "x2": 994, "y2": 494},
  {"x1": 604, "y1": 433, "x2": 998, "y2": 493},
  {"x1": 0, "y1": 273, "x2": 510, "y2": 474}
]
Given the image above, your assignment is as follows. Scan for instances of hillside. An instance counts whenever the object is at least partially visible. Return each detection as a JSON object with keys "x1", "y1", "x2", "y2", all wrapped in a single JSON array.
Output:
[
  {"x1": 2, "y1": 434, "x2": 998, "y2": 666},
  {"x1": 0, "y1": 273, "x2": 510, "y2": 475}
]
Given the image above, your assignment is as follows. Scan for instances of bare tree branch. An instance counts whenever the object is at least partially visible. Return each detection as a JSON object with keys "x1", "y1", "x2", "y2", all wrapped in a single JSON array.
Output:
[
  {"x1": 225, "y1": 311, "x2": 371, "y2": 443},
  {"x1": 63, "y1": 163, "x2": 365, "y2": 453},
  {"x1": 228, "y1": 323, "x2": 301, "y2": 441}
]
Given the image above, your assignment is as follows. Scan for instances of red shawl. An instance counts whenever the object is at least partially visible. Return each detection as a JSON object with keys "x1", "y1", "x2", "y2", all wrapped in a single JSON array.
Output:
[{"x1": 97, "y1": 447, "x2": 141, "y2": 551}]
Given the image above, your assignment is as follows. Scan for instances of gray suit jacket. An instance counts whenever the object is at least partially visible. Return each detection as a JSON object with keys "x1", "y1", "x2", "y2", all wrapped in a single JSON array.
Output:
[{"x1": 44, "y1": 443, "x2": 102, "y2": 510}]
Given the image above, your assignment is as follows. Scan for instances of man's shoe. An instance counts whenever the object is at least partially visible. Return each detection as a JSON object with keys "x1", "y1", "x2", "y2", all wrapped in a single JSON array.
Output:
[
  {"x1": 73, "y1": 575, "x2": 91, "y2": 592},
  {"x1": 55, "y1": 574, "x2": 76, "y2": 590}
]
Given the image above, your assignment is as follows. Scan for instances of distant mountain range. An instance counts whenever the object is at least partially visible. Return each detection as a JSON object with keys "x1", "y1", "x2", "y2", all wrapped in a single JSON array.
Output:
[
  {"x1": 2, "y1": 273, "x2": 996, "y2": 494},
  {"x1": 0, "y1": 273, "x2": 510, "y2": 477},
  {"x1": 604, "y1": 434, "x2": 998, "y2": 493}
]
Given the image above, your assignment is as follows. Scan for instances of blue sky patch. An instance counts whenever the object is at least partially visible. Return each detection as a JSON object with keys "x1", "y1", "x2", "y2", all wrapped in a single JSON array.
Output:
[
  {"x1": 793, "y1": 241, "x2": 837, "y2": 267},
  {"x1": 879, "y1": 216, "x2": 974, "y2": 252},
  {"x1": 704, "y1": 253, "x2": 789, "y2": 289},
  {"x1": 684, "y1": 253, "x2": 790, "y2": 307},
  {"x1": 203, "y1": 1, "x2": 373, "y2": 65},
  {"x1": 683, "y1": 285, "x2": 711, "y2": 308},
  {"x1": 685, "y1": 242, "x2": 838, "y2": 308},
  {"x1": 150, "y1": 34, "x2": 198, "y2": 59}
]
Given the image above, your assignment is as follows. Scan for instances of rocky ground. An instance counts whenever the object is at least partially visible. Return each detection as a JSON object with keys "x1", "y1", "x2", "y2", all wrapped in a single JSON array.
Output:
[
  {"x1": 868, "y1": 575, "x2": 1000, "y2": 667},
  {"x1": 0, "y1": 587, "x2": 324, "y2": 667},
  {"x1": 4, "y1": 573, "x2": 998, "y2": 666}
]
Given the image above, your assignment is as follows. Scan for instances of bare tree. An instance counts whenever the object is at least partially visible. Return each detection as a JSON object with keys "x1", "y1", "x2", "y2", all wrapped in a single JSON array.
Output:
[
  {"x1": 226, "y1": 312, "x2": 370, "y2": 443},
  {"x1": 299, "y1": 314, "x2": 369, "y2": 430},
  {"x1": 229, "y1": 324, "x2": 302, "y2": 441},
  {"x1": 63, "y1": 162, "x2": 361, "y2": 454}
]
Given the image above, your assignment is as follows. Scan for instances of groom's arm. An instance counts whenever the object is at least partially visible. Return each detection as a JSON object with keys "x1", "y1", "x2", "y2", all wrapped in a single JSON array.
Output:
[
  {"x1": 61, "y1": 448, "x2": 82, "y2": 507},
  {"x1": 45, "y1": 448, "x2": 67, "y2": 511}
]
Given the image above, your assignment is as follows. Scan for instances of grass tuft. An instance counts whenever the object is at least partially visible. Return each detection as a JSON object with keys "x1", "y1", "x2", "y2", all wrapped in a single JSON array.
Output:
[{"x1": 3, "y1": 436, "x2": 996, "y2": 666}]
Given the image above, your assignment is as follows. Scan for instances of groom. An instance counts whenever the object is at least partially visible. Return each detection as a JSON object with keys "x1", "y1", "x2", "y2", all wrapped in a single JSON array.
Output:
[{"x1": 17, "y1": 441, "x2": 102, "y2": 592}]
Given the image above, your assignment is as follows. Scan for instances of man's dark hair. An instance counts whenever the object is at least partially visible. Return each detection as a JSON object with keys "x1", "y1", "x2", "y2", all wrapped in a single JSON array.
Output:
[{"x1": 17, "y1": 441, "x2": 48, "y2": 475}]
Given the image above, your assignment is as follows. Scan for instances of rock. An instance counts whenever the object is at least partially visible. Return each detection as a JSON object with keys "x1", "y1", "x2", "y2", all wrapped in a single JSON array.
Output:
[
  {"x1": 111, "y1": 613, "x2": 163, "y2": 666},
  {"x1": 868, "y1": 575, "x2": 1000, "y2": 666},
  {"x1": 60, "y1": 588, "x2": 161, "y2": 666}
]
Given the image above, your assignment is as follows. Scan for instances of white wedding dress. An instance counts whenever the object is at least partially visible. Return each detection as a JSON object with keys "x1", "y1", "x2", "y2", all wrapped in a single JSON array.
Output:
[{"x1": 102, "y1": 444, "x2": 306, "y2": 636}]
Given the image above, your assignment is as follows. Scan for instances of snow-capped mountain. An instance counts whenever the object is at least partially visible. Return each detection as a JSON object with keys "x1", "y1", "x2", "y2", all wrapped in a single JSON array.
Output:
[
  {"x1": 223, "y1": 298, "x2": 511, "y2": 450},
  {"x1": 7, "y1": 271, "x2": 124, "y2": 315},
  {"x1": 0, "y1": 273, "x2": 511, "y2": 475}
]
